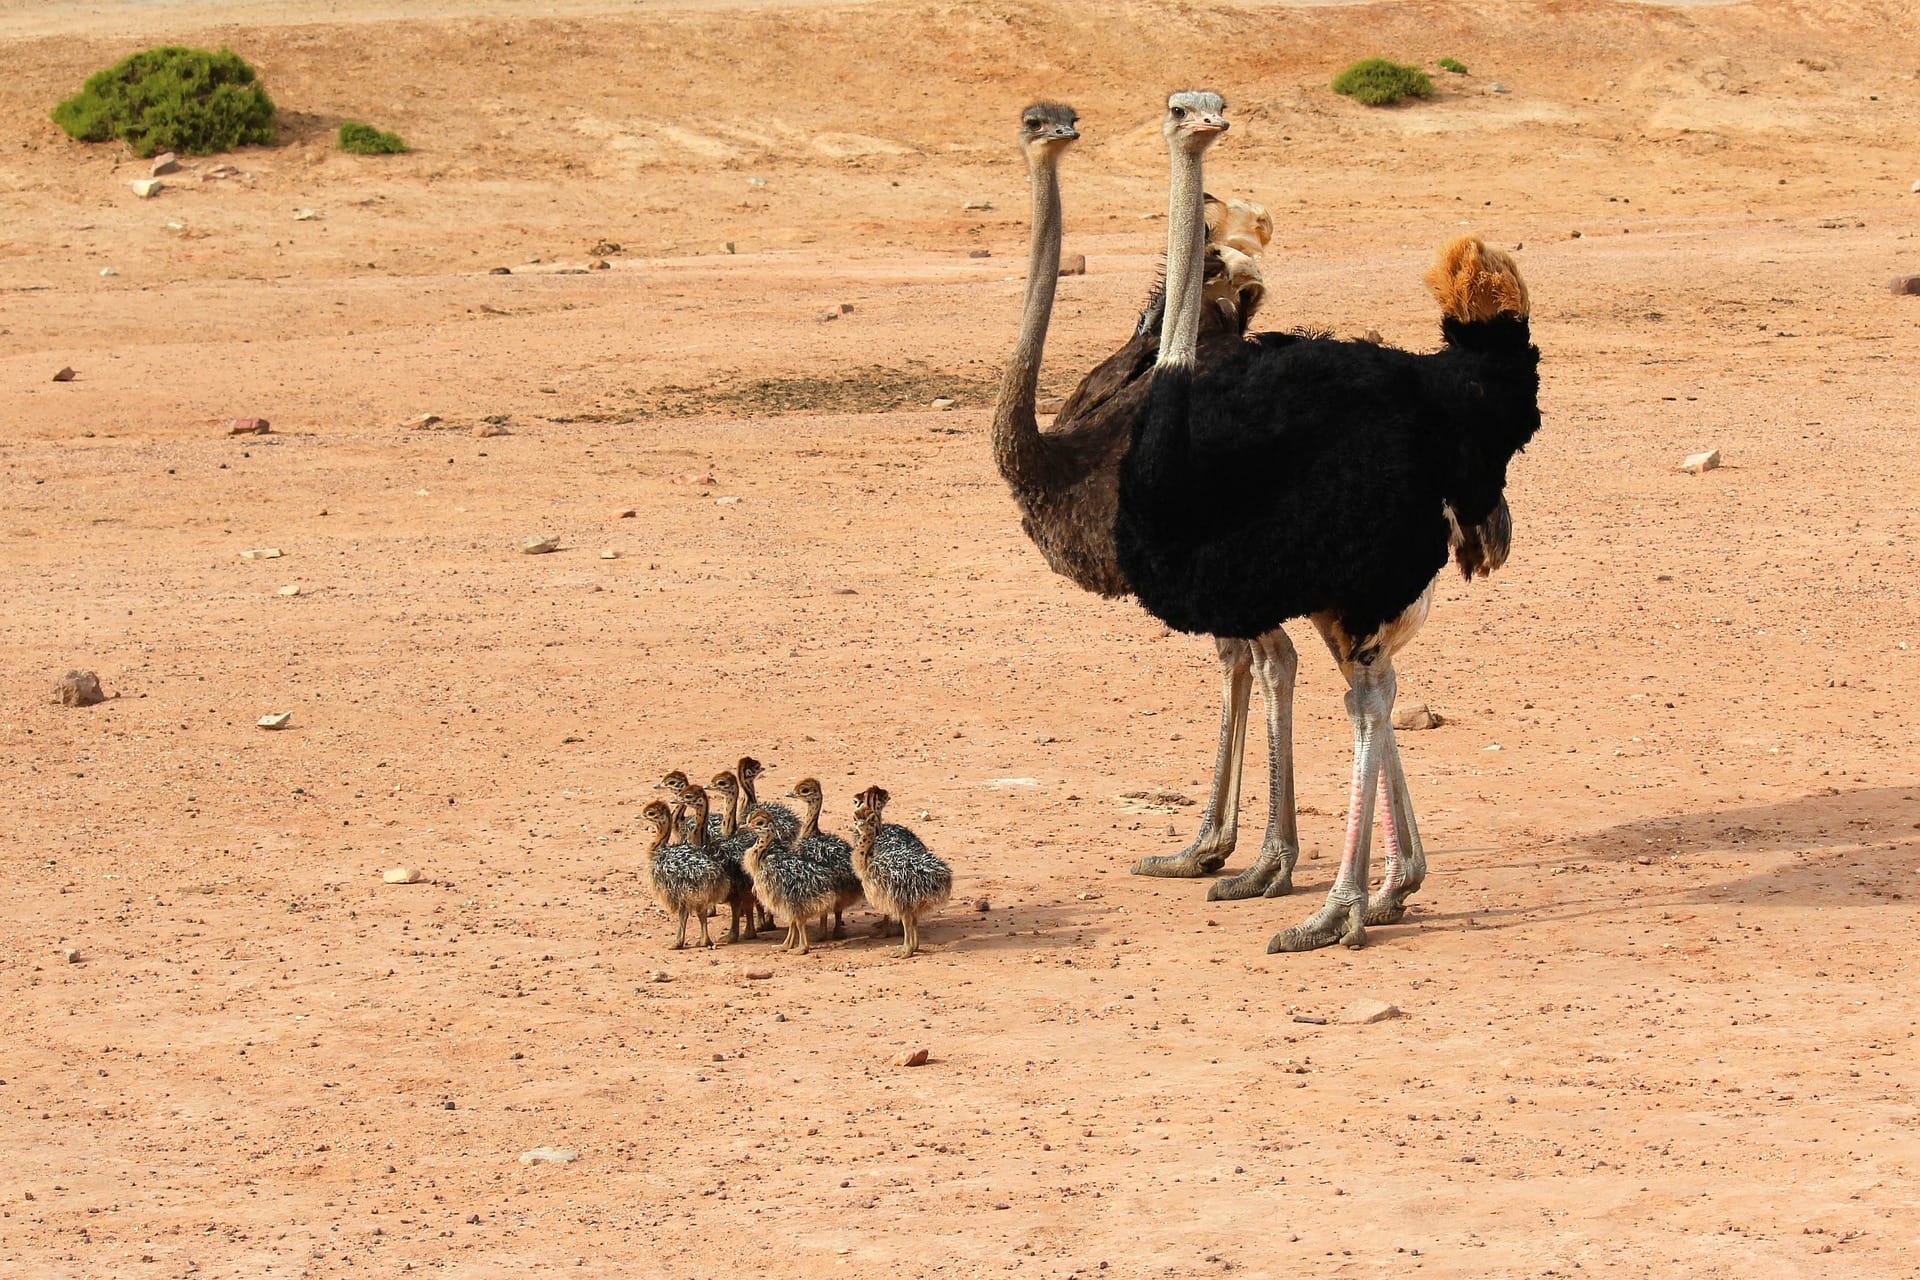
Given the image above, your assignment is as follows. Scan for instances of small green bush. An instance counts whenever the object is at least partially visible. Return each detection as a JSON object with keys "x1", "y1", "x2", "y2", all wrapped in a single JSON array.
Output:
[
  {"x1": 51, "y1": 46, "x2": 274, "y2": 157},
  {"x1": 1331, "y1": 58, "x2": 1435, "y2": 107},
  {"x1": 338, "y1": 121, "x2": 409, "y2": 154},
  {"x1": 1437, "y1": 57, "x2": 1470, "y2": 75}
]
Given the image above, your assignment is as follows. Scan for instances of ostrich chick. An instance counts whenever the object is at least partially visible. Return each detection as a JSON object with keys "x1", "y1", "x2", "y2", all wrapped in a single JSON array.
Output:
[
  {"x1": 849, "y1": 787, "x2": 952, "y2": 958},
  {"x1": 705, "y1": 771, "x2": 764, "y2": 941},
  {"x1": 736, "y1": 756, "x2": 801, "y2": 845},
  {"x1": 786, "y1": 776, "x2": 865, "y2": 937},
  {"x1": 740, "y1": 811, "x2": 843, "y2": 955},
  {"x1": 638, "y1": 800, "x2": 730, "y2": 950}
]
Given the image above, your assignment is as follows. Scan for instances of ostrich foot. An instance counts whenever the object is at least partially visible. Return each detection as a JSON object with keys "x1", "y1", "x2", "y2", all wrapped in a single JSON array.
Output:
[
  {"x1": 1132, "y1": 831, "x2": 1233, "y2": 878},
  {"x1": 1364, "y1": 886, "x2": 1420, "y2": 927},
  {"x1": 1207, "y1": 843, "x2": 1297, "y2": 901},
  {"x1": 1267, "y1": 898, "x2": 1367, "y2": 953}
]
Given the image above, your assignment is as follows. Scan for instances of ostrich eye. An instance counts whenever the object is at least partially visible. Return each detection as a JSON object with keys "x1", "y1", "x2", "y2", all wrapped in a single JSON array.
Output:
[{"x1": 1171, "y1": 105, "x2": 1186, "y2": 118}]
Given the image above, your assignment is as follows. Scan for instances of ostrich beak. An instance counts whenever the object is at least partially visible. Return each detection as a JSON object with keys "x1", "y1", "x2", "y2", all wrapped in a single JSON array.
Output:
[
  {"x1": 1188, "y1": 114, "x2": 1227, "y2": 134},
  {"x1": 1047, "y1": 123, "x2": 1079, "y2": 141}
]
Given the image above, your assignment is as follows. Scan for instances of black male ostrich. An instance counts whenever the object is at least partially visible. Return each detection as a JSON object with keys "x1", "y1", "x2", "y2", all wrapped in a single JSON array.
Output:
[{"x1": 1114, "y1": 91, "x2": 1542, "y2": 952}]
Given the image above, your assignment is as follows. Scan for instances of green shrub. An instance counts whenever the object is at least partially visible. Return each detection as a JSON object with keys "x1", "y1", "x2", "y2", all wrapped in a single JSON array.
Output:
[
  {"x1": 1331, "y1": 58, "x2": 1435, "y2": 107},
  {"x1": 51, "y1": 46, "x2": 274, "y2": 157},
  {"x1": 338, "y1": 121, "x2": 409, "y2": 154},
  {"x1": 1437, "y1": 57, "x2": 1469, "y2": 75}
]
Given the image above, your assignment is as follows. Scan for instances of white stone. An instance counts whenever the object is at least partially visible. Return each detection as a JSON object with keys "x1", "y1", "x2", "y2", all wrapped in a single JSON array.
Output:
[
  {"x1": 930, "y1": 398, "x2": 956, "y2": 410},
  {"x1": 293, "y1": 209, "x2": 318, "y2": 221},
  {"x1": 99, "y1": 267, "x2": 117, "y2": 277},
  {"x1": 1337, "y1": 999, "x2": 1402, "y2": 1025},
  {"x1": 240, "y1": 547, "x2": 283, "y2": 560},
  {"x1": 1680, "y1": 449, "x2": 1721, "y2": 474},
  {"x1": 130, "y1": 179, "x2": 162, "y2": 198},
  {"x1": 383, "y1": 867, "x2": 422, "y2": 884},
  {"x1": 256, "y1": 712, "x2": 292, "y2": 729},
  {"x1": 278, "y1": 585, "x2": 301, "y2": 597},
  {"x1": 520, "y1": 536, "x2": 559, "y2": 554},
  {"x1": 518, "y1": 1147, "x2": 578, "y2": 1165}
]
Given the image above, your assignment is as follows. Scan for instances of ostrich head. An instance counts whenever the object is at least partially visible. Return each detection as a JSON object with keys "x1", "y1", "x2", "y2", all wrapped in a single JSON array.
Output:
[
  {"x1": 787, "y1": 777, "x2": 824, "y2": 805},
  {"x1": 1018, "y1": 102, "x2": 1080, "y2": 157},
  {"x1": 655, "y1": 769, "x2": 689, "y2": 793},
  {"x1": 640, "y1": 800, "x2": 674, "y2": 835},
  {"x1": 1164, "y1": 90, "x2": 1228, "y2": 151},
  {"x1": 709, "y1": 771, "x2": 739, "y2": 802},
  {"x1": 1425, "y1": 236, "x2": 1531, "y2": 323}
]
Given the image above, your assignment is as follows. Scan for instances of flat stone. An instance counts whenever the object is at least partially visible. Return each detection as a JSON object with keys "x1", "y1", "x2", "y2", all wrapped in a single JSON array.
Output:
[
  {"x1": 406, "y1": 413, "x2": 443, "y2": 430},
  {"x1": 54, "y1": 669, "x2": 106, "y2": 707},
  {"x1": 1036, "y1": 396, "x2": 1065, "y2": 414},
  {"x1": 1680, "y1": 449, "x2": 1722, "y2": 474},
  {"x1": 600, "y1": 549, "x2": 619, "y2": 559},
  {"x1": 963, "y1": 199, "x2": 993, "y2": 211},
  {"x1": 150, "y1": 152, "x2": 179, "y2": 176},
  {"x1": 1889, "y1": 275, "x2": 1920, "y2": 295},
  {"x1": 894, "y1": 1048, "x2": 930, "y2": 1067},
  {"x1": 240, "y1": 547, "x2": 283, "y2": 560},
  {"x1": 99, "y1": 268, "x2": 117, "y2": 277},
  {"x1": 489, "y1": 266, "x2": 512, "y2": 275},
  {"x1": 648, "y1": 970, "x2": 670, "y2": 983},
  {"x1": 520, "y1": 536, "x2": 559, "y2": 554},
  {"x1": 474, "y1": 421, "x2": 511, "y2": 438},
  {"x1": 278, "y1": 585, "x2": 301, "y2": 597},
  {"x1": 1337, "y1": 999, "x2": 1403, "y2": 1025},
  {"x1": 130, "y1": 178, "x2": 162, "y2": 198},
  {"x1": 1058, "y1": 253, "x2": 1087, "y2": 276},
  {"x1": 930, "y1": 398, "x2": 956, "y2": 410},
  {"x1": 293, "y1": 208, "x2": 318, "y2": 221},
  {"x1": 839, "y1": 304, "x2": 854, "y2": 315},
  {"x1": 714, "y1": 495, "x2": 740, "y2": 505},
  {"x1": 1392, "y1": 702, "x2": 1438, "y2": 731},
  {"x1": 256, "y1": 712, "x2": 293, "y2": 729},
  {"x1": 1486, "y1": 81, "x2": 1510, "y2": 94},
  {"x1": 613, "y1": 508, "x2": 636, "y2": 519},
  {"x1": 815, "y1": 310, "x2": 839, "y2": 322},
  {"x1": 518, "y1": 1147, "x2": 578, "y2": 1166},
  {"x1": 52, "y1": 367, "x2": 76, "y2": 382},
  {"x1": 741, "y1": 966, "x2": 774, "y2": 981},
  {"x1": 968, "y1": 248, "x2": 991, "y2": 259},
  {"x1": 382, "y1": 867, "x2": 422, "y2": 884},
  {"x1": 228, "y1": 417, "x2": 271, "y2": 435}
]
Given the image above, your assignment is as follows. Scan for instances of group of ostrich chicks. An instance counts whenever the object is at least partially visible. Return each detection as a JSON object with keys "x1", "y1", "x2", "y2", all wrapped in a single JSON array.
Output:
[{"x1": 639, "y1": 757, "x2": 953, "y2": 958}]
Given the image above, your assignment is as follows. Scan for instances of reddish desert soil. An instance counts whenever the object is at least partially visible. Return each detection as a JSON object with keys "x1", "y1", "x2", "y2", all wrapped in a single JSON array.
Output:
[{"x1": 4, "y1": 0, "x2": 1920, "y2": 1275}]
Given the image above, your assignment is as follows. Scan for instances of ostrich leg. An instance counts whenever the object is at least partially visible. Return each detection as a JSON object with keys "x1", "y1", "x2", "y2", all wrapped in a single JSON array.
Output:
[
  {"x1": 1268, "y1": 656, "x2": 1401, "y2": 953},
  {"x1": 1366, "y1": 742, "x2": 1427, "y2": 925},
  {"x1": 1208, "y1": 628, "x2": 1300, "y2": 899},
  {"x1": 1132, "y1": 637, "x2": 1251, "y2": 877}
]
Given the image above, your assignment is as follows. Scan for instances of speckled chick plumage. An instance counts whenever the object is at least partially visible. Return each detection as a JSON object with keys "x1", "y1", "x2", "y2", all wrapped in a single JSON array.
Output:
[
  {"x1": 737, "y1": 756, "x2": 801, "y2": 845},
  {"x1": 639, "y1": 800, "x2": 730, "y2": 948},
  {"x1": 851, "y1": 817, "x2": 952, "y2": 924},
  {"x1": 788, "y1": 778, "x2": 865, "y2": 919},
  {"x1": 741, "y1": 812, "x2": 843, "y2": 954}
]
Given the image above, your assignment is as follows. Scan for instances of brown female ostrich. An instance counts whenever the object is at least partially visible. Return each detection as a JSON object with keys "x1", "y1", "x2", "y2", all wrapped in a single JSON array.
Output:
[{"x1": 1113, "y1": 91, "x2": 1541, "y2": 950}]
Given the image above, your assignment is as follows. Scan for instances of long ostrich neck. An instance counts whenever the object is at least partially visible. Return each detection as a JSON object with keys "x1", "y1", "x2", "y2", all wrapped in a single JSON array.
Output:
[
  {"x1": 642, "y1": 823, "x2": 667, "y2": 873},
  {"x1": 685, "y1": 794, "x2": 709, "y2": 847},
  {"x1": 1157, "y1": 139, "x2": 1209, "y2": 370},
  {"x1": 799, "y1": 794, "x2": 821, "y2": 841},
  {"x1": 718, "y1": 789, "x2": 737, "y2": 837},
  {"x1": 991, "y1": 145, "x2": 1065, "y2": 482}
]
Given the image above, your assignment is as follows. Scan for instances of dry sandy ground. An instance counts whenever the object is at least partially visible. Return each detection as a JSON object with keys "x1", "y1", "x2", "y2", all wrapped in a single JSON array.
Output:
[{"x1": 4, "y1": 0, "x2": 1920, "y2": 1276}]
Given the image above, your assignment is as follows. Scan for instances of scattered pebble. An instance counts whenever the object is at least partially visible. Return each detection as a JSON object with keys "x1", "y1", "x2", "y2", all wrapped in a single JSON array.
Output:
[
  {"x1": 406, "y1": 413, "x2": 443, "y2": 430},
  {"x1": 518, "y1": 1147, "x2": 578, "y2": 1166},
  {"x1": 382, "y1": 867, "x2": 422, "y2": 884},
  {"x1": 54, "y1": 669, "x2": 106, "y2": 707},
  {"x1": 894, "y1": 1048, "x2": 930, "y2": 1067},
  {"x1": 474, "y1": 421, "x2": 511, "y2": 438},
  {"x1": 130, "y1": 178, "x2": 162, "y2": 198},
  {"x1": 931, "y1": 398, "x2": 956, "y2": 410},
  {"x1": 613, "y1": 508, "x2": 636, "y2": 519},
  {"x1": 1338, "y1": 1000, "x2": 1403, "y2": 1025},
  {"x1": 61, "y1": 948, "x2": 81, "y2": 964},
  {"x1": 1036, "y1": 395, "x2": 1065, "y2": 414},
  {"x1": 149, "y1": 152, "x2": 179, "y2": 176},
  {"x1": 648, "y1": 970, "x2": 670, "y2": 983},
  {"x1": 1392, "y1": 702, "x2": 1439, "y2": 731},
  {"x1": 1888, "y1": 275, "x2": 1920, "y2": 296},
  {"x1": 969, "y1": 248, "x2": 992, "y2": 259},
  {"x1": 52, "y1": 366, "x2": 76, "y2": 382},
  {"x1": 293, "y1": 208, "x2": 318, "y2": 221},
  {"x1": 815, "y1": 310, "x2": 839, "y2": 322},
  {"x1": 963, "y1": 199, "x2": 993, "y2": 211},
  {"x1": 1058, "y1": 253, "x2": 1087, "y2": 276},
  {"x1": 520, "y1": 536, "x2": 559, "y2": 554},
  {"x1": 1486, "y1": 82, "x2": 1510, "y2": 94},
  {"x1": 1291, "y1": 1014, "x2": 1327, "y2": 1025},
  {"x1": 600, "y1": 549, "x2": 620, "y2": 559},
  {"x1": 257, "y1": 712, "x2": 293, "y2": 729},
  {"x1": 228, "y1": 417, "x2": 271, "y2": 435},
  {"x1": 99, "y1": 267, "x2": 117, "y2": 277},
  {"x1": 489, "y1": 266, "x2": 512, "y2": 275},
  {"x1": 714, "y1": 495, "x2": 740, "y2": 505},
  {"x1": 240, "y1": 547, "x2": 283, "y2": 560},
  {"x1": 278, "y1": 585, "x2": 301, "y2": 597},
  {"x1": 1680, "y1": 448, "x2": 1722, "y2": 474},
  {"x1": 741, "y1": 967, "x2": 774, "y2": 981},
  {"x1": 722, "y1": 241, "x2": 736, "y2": 254}
]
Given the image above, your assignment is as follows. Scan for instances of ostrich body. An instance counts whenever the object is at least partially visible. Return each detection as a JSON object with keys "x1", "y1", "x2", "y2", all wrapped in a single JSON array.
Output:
[
  {"x1": 849, "y1": 786, "x2": 951, "y2": 958},
  {"x1": 638, "y1": 800, "x2": 731, "y2": 950},
  {"x1": 692, "y1": 775, "x2": 762, "y2": 943},
  {"x1": 1113, "y1": 91, "x2": 1542, "y2": 950},
  {"x1": 786, "y1": 777, "x2": 865, "y2": 937},
  {"x1": 740, "y1": 811, "x2": 844, "y2": 956},
  {"x1": 736, "y1": 756, "x2": 800, "y2": 846}
]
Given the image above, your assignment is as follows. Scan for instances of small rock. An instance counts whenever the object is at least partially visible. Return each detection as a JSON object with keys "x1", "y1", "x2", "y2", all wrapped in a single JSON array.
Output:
[
  {"x1": 722, "y1": 241, "x2": 736, "y2": 254},
  {"x1": 382, "y1": 867, "x2": 422, "y2": 884},
  {"x1": 1888, "y1": 275, "x2": 1920, "y2": 296},
  {"x1": 54, "y1": 669, "x2": 106, "y2": 707},
  {"x1": 293, "y1": 209, "x2": 318, "y2": 221},
  {"x1": 518, "y1": 1147, "x2": 578, "y2": 1166},
  {"x1": 714, "y1": 495, "x2": 740, "y2": 505},
  {"x1": 1911, "y1": 180, "x2": 1920, "y2": 193},
  {"x1": 974, "y1": 898, "x2": 990, "y2": 912},
  {"x1": 648, "y1": 970, "x2": 670, "y2": 983},
  {"x1": 228, "y1": 417, "x2": 271, "y2": 435},
  {"x1": 600, "y1": 549, "x2": 619, "y2": 559},
  {"x1": 257, "y1": 712, "x2": 293, "y2": 730},
  {"x1": 406, "y1": 414, "x2": 443, "y2": 430},
  {"x1": 895, "y1": 1048, "x2": 930, "y2": 1067},
  {"x1": 1036, "y1": 396, "x2": 1065, "y2": 414},
  {"x1": 1680, "y1": 449, "x2": 1721, "y2": 474},
  {"x1": 930, "y1": 398, "x2": 956, "y2": 410},
  {"x1": 969, "y1": 248, "x2": 992, "y2": 259},
  {"x1": 773, "y1": 1012, "x2": 787, "y2": 1022},
  {"x1": 99, "y1": 267, "x2": 117, "y2": 277},
  {"x1": 278, "y1": 585, "x2": 301, "y2": 597},
  {"x1": 1338, "y1": 999, "x2": 1402, "y2": 1025},
  {"x1": 1058, "y1": 253, "x2": 1087, "y2": 276},
  {"x1": 1291, "y1": 1014, "x2": 1328, "y2": 1025},
  {"x1": 613, "y1": 508, "x2": 636, "y2": 519},
  {"x1": 520, "y1": 536, "x2": 559, "y2": 555},
  {"x1": 742, "y1": 966, "x2": 774, "y2": 981},
  {"x1": 591, "y1": 259, "x2": 610, "y2": 270},
  {"x1": 963, "y1": 199, "x2": 993, "y2": 211},
  {"x1": 489, "y1": 266, "x2": 512, "y2": 275},
  {"x1": 150, "y1": 152, "x2": 179, "y2": 176},
  {"x1": 747, "y1": 177, "x2": 767, "y2": 188},
  {"x1": 130, "y1": 178, "x2": 162, "y2": 198},
  {"x1": 1486, "y1": 82, "x2": 1510, "y2": 94},
  {"x1": 474, "y1": 421, "x2": 511, "y2": 438},
  {"x1": 240, "y1": 547, "x2": 283, "y2": 560},
  {"x1": 61, "y1": 948, "x2": 81, "y2": 964},
  {"x1": 52, "y1": 366, "x2": 76, "y2": 382},
  {"x1": 1392, "y1": 702, "x2": 1438, "y2": 731},
  {"x1": 815, "y1": 310, "x2": 839, "y2": 322}
]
